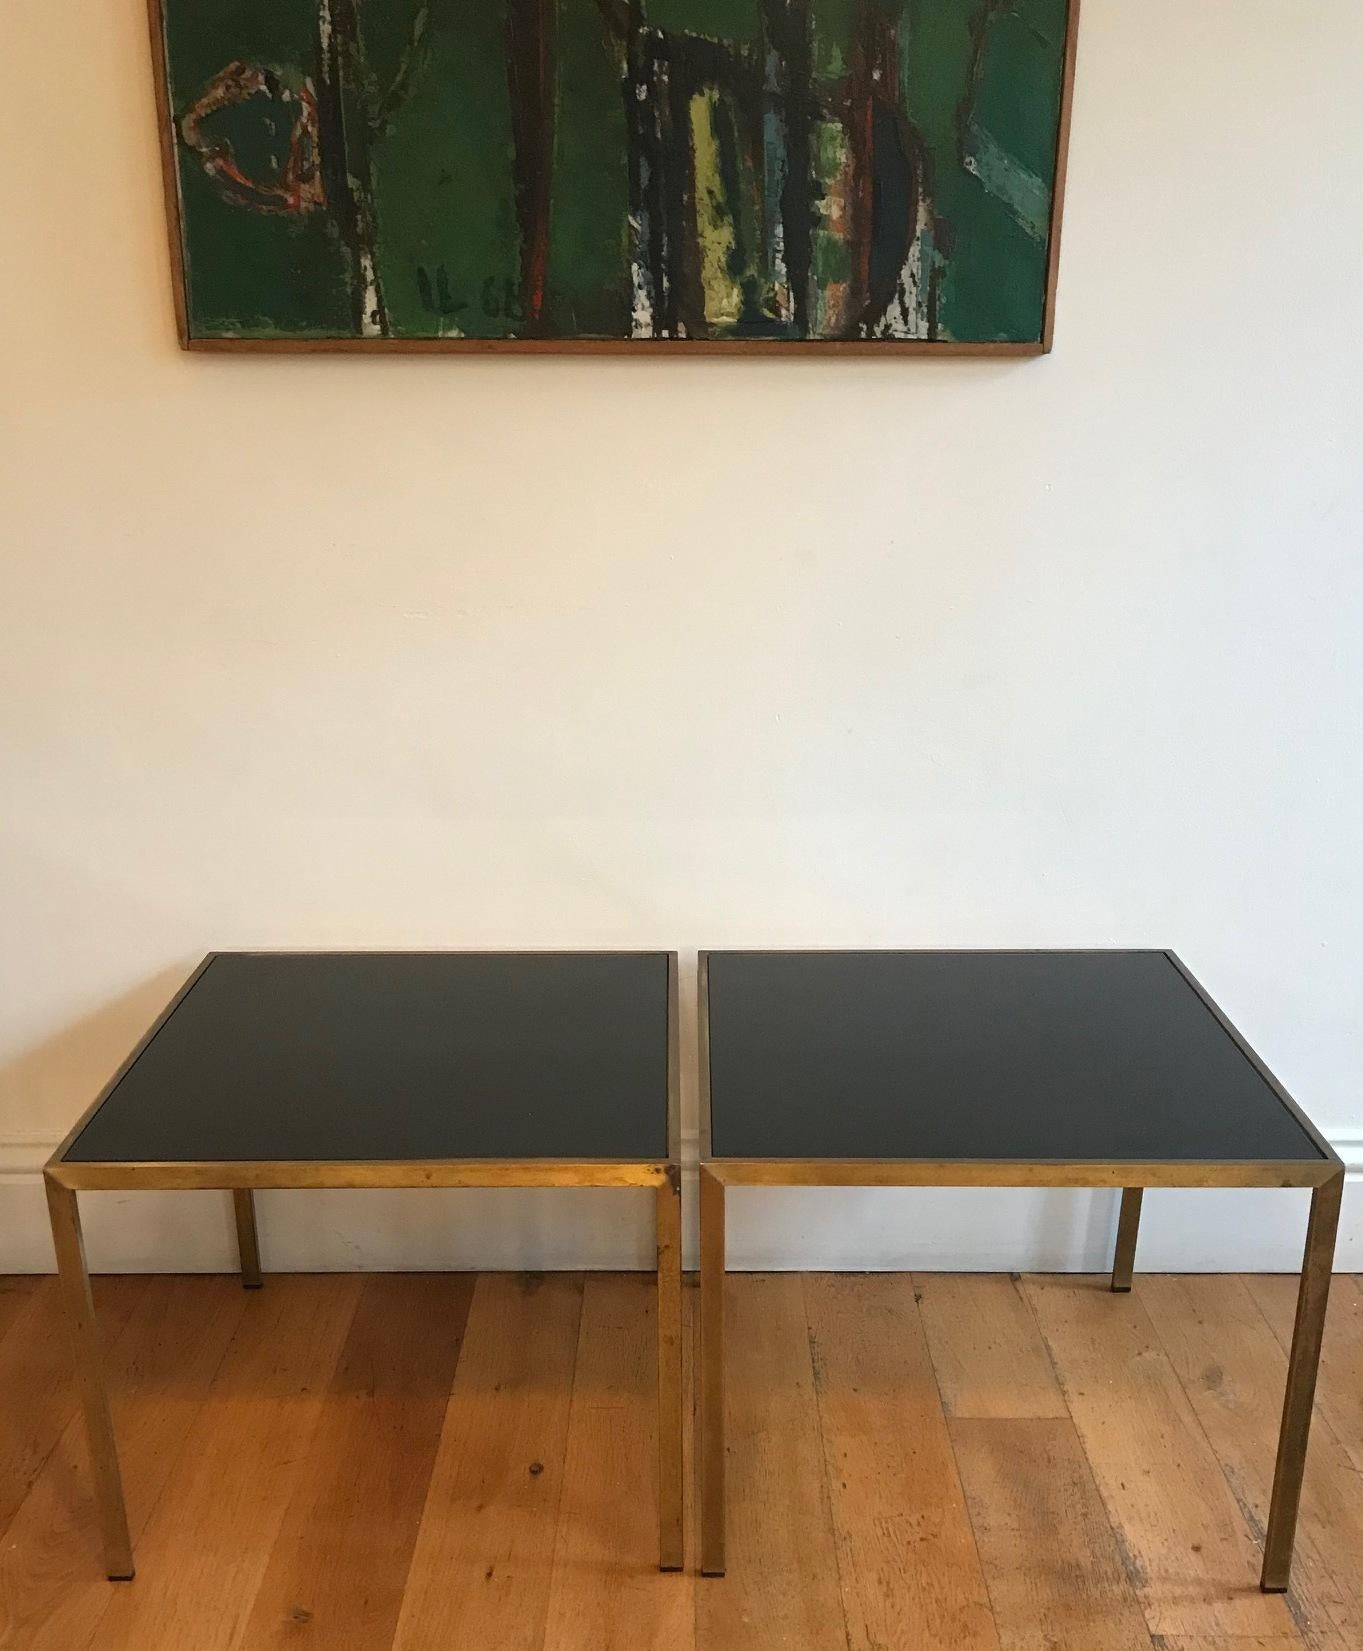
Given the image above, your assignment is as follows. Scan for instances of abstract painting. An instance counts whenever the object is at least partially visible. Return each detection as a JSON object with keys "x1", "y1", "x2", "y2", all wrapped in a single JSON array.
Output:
[{"x1": 150, "y1": 0, "x2": 1078, "y2": 351}]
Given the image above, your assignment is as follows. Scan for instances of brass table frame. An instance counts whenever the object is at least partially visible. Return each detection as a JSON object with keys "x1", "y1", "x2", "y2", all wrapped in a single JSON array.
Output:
[
  {"x1": 695, "y1": 950, "x2": 1345, "y2": 1593},
  {"x1": 44, "y1": 951, "x2": 685, "y2": 1580}
]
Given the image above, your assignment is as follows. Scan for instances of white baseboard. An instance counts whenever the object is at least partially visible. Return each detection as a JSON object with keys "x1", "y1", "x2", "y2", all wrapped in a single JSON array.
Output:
[{"x1": 4, "y1": 1130, "x2": 1361, "y2": 1275}]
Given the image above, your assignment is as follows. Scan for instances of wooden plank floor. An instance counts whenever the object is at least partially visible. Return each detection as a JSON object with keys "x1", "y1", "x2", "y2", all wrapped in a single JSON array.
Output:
[{"x1": 1, "y1": 1271, "x2": 1360, "y2": 1651}]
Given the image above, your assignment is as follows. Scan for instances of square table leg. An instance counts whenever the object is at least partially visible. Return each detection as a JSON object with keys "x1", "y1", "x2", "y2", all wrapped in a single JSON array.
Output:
[
  {"x1": 232, "y1": 1189, "x2": 263, "y2": 1288},
  {"x1": 1111, "y1": 1187, "x2": 1143, "y2": 1292},
  {"x1": 699, "y1": 1165, "x2": 726, "y2": 1576},
  {"x1": 43, "y1": 1174, "x2": 134, "y2": 1580},
  {"x1": 1261, "y1": 1170, "x2": 1344, "y2": 1591},
  {"x1": 656, "y1": 1169, "x2": 684, "y2": 1570}
]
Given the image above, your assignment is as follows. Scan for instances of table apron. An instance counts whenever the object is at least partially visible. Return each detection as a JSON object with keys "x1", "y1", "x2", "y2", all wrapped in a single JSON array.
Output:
[
  {"x1": 46, "y1": 1160, "x2": 673, "y2": 1191},
  {"x1": 704, "y1": 1158, "x2": 1336, "y2": 1189}
]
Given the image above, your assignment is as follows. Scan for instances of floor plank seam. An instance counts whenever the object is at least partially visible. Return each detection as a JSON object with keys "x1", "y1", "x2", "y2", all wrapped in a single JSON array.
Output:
[
  {"x1": 799, "y1": 1277, "x2": 858, "y2": 1651},
  {"x1": 911, "y1": 1276, "x2": 1006, "y2": 1651},
  {"x1": 1019, "y1": 1276, "x2": 1167, "y2": 1626}
]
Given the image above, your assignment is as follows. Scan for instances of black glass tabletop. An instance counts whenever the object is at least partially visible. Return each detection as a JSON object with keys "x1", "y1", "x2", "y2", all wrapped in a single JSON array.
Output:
[
  {"x1": 703, "y1": 951, "x2": 1326, "y2": 1164},
  {"x1": 65, "y1": 952, "x2": 671, "y2": 1164}
]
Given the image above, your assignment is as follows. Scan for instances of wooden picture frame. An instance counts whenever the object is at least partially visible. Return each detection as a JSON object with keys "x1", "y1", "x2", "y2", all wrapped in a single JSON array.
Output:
[{"x1": 148, "y1": 0, "x2": 1081, "y2": 355}]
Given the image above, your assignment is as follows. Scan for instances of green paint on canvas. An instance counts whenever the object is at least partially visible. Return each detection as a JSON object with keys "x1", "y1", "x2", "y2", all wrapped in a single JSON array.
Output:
[
  {"x1": 165, "y1": 0, "x2": 352, "y2": 336},
  {"x1": 810, "y1": 0, "x2": 859, "y2": 81},
  {"x1": 964, "y1": 125, "x2": 1051, "y2": 242},
  {"x1": 970, "y1": 0, "x2": 1067, "y2": 182},
  {"x1": 159, "y1": 0, "x2": 1072, "y2": 344},
  {"x1": 545, "y1": 0, "x2": 631, "y2": 338},
  {"x1": 371, "y1": 1, "x2": 520, "y2": 338},
  {"x1": 811, "y1": 117, "x2": 852, "y2": 292},
  {"x1": 900, "y1": 0, "x2": 1061, "y2": 342},
  {"x1": 645, "y1": 0, "x2": 763, "y2": 47}
]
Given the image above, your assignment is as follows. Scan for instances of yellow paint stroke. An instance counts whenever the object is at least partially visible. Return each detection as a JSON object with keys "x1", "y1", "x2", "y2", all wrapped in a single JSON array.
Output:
[{"x1": 690, "y1": 88, "x2": 742, "y2": 333}]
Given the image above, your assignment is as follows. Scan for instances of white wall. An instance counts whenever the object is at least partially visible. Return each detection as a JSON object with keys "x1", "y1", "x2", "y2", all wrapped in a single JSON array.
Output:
[{"x1": 2, "y1": 0, "x2": 1361, "y2": 1274}]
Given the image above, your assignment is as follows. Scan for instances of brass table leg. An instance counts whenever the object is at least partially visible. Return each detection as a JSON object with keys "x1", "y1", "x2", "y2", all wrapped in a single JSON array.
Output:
[
  {"x1": 44, "y1": 1175, "x2": 134, "y2": 1580},
  {"x1": 1261, "y1": 1170, "x2": 1344, "y2": 1591},
  {"x1": 233, "y1": 1189, "x2": 263, "y2": 1288},
  {"x1": 1111, "y1": 1187, "x2": 1143, "y2": 1292},
  {"x1": 656, "y1": 1169, "x2": 684, "y2": 1570},
  {"x1": 699, "y1": 1165, "x2": 726, "y2": 1576}
]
